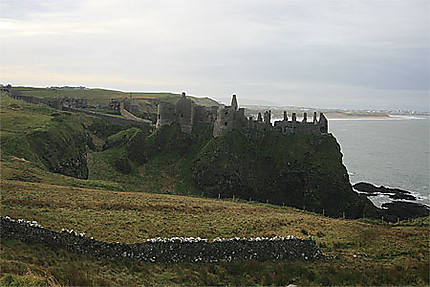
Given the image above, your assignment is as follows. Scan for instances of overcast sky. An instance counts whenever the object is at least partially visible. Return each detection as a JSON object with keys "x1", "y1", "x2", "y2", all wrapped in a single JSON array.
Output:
[{"x1": 1, "y1": 0, "x2": 429, "y2": 111}]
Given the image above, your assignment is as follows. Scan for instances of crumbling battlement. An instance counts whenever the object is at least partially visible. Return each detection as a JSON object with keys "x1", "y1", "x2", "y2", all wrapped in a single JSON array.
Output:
[
  {"x1": 213, "y1": 95, "x2": 328, "y2": 137},
  {"x1": 156, "y1": 92, "x2": 219, "y2": 133}
]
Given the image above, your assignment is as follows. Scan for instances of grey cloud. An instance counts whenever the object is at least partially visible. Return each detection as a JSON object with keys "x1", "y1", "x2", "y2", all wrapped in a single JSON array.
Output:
[{"x1": 1, "y1": 0, "x2": 428, "y2": 111}]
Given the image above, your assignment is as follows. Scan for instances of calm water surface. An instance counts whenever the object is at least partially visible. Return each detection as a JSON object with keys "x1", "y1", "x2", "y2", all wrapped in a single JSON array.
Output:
[{"x1": 329, "y1": 117, "x2": 430, "y2": 206}]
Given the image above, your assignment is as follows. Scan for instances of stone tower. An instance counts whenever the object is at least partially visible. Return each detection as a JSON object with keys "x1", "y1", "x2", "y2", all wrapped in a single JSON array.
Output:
[
  {"x1": 319, "y1": 113, "x2": 328, "y2": 133},
  {"x1": 231, "y1": 94, "x2": 238, "y2": 111},
  {"x1": 213, "y1": 94, "x2": 238, "y2": 137},
  {"x1": 175, "y1": 92, "x2": 194, "y2": 133}
]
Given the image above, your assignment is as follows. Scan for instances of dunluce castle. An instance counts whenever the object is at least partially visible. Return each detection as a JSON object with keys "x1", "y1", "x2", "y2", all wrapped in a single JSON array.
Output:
[
  {"x1": 3, "y1": 85, "x2": 328, "y2": 136},
  {"x1": 157, "y1": 93, "x2": 328, "y2": 136}
]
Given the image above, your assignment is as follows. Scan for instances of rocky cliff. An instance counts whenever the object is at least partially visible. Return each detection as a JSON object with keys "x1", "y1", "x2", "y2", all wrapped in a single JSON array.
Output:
[{"x1": 192, "y1": 129, "x2": 379, "y2": 219}]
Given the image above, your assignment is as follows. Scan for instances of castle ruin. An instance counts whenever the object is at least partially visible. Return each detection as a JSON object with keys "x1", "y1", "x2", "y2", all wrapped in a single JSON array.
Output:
[
  {"x1": 213, "y1": 95, "x2": 328, "y2": 136},
  {"x1": 156, "y1": 92, "x2": 218, "y2": 133},
  {"x1": 156, "y1": 93, "x2": 328, "y2": 137}
]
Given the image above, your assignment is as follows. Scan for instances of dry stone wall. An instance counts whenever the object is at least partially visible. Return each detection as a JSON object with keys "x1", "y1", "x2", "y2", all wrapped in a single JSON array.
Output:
[{"x1": 2, "y1": 216, "x2": 325, "y2": 263}]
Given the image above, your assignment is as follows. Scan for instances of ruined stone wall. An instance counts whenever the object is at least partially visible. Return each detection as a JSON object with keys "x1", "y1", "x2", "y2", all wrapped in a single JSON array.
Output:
[
  {"x1": 273, "y1": 112, "x2": 328, "y2": 135},
  {"x1": 108, "y1": 99, "x2": 121, "y2": 112},
  {"x1": 2, "y1": 216, "x2": 324, "y2": 263},
  {"x1": 319, "y1": 113, "x2": 328, "y2": 133},
  {"x1": 123, "y1": 99, "x2": 132, "y2": 112},
  {"x1": 156, "y1": 93, "x2": 218, "y2": 134},
  {"x1": 213, "y1": 107, "x2": 235, "y2": 137},
  {"x1": 213, "y1": 95, "x2": 329, "y2": 137},
  {"x1": 156, "y1": 103, "x2": 177, "y2": 128},
  {"x1": 175, "y1": 95, "x2": 194, "y2": 133},
  {"x1": 158, "y1": 94, "x2": 327, "y2": 137},
  {"x1": 193, "y1": 105, "x2": 216, "y2": 125},
  {"x1": 8, "y1": 92, "x2": 86, "y2": 111},
  {"x1": 254, "y1": 120, "x2": 271, "y2": 132},
  {"x1": 232, "y1": 108, "x2": 250, "y2": 131},
  {"x1": 274, "y1": 121, "x2": 321, "y2": 135},
  {"x1": 119, "y1": 102, "x2": 152, "y2": 124}
]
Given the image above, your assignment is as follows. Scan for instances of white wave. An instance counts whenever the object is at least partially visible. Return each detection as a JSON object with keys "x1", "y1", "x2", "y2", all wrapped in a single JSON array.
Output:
[{"x1": 388, "y1": 115, "x2": 428, "y2": 120}]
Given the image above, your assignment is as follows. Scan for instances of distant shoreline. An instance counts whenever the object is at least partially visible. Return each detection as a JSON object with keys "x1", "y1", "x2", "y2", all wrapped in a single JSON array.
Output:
[
  {"x1": 269, "y1": 114, "x2": 428, "y2": 122},
  {"x1": 326, "y1": 114, "x2": 428, "y2": 120}
]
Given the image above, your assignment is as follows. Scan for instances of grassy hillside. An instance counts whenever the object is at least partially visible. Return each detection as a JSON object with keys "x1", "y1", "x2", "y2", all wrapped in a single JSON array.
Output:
[
  {"x1": 1, "y1": 93, "x2": 129, "y2": 179},
  {"x1": 13, "y1": 87, "x2": 220, "y2": 107},
  {"x1": 14, "y1": 87, "x2": 125, "y2": 105},
  {"x1": 0, "y1": 93, "x2": 392, "y2": 218},
  {"x1": 1, "y1": 178, "x2": 428, "y2": 286},
  {"x1": 1, "y1": 91, "x2": 428, "y2": 286},
  {"x1": 10, "y1": 86, "x2": 220, "y2": 125},
  {"x1": 0, "y1": 93, "x2": 54, "y2": 143}
]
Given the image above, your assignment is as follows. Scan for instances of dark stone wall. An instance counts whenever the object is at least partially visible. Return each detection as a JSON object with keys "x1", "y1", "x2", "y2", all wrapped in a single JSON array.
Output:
[{"x1": 2, "y1": 217, "x2": 325, "y2": 263}]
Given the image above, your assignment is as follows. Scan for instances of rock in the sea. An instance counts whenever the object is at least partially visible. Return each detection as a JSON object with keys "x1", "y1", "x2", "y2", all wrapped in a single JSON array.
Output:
[{"x1": 353, "y1": 182, "x2": 416, "y2": 201}]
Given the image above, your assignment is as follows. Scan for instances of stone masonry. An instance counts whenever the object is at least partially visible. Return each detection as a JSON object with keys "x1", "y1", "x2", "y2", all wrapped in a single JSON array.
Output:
[
  {"x1": 2, "y1": 216, "x2": 325, "y2": 263},
  {"x1": 156, "y1": 92, "x2": 219, "y2": 133},
  {"x1": 157, "y1": 93, "x2": 328, "y2": 136},
  {"x1": 213, "y1": 95, "x2": 328, "y2": 137}
]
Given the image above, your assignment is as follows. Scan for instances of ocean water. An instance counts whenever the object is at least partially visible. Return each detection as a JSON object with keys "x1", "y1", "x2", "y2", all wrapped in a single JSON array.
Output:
[{"x1": 329, "y1": 117, "x2": 430, "y2": 207}]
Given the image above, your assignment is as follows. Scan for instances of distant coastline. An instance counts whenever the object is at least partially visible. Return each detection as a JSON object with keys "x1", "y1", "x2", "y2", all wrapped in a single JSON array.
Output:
[{"x1": 327, "y1": 115, "x2": 429, "y2": 120}]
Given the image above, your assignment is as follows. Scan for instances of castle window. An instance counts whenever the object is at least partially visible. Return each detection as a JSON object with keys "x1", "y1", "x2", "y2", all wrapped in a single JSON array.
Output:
[{"x1": 224, "y1": 122, "x2": 228, "y2": 126}]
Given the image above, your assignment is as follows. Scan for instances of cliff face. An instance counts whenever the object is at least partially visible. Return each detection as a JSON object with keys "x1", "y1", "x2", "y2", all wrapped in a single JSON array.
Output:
[{"x1": 192, "y1": 130, "x2": 379, "y2": 218}]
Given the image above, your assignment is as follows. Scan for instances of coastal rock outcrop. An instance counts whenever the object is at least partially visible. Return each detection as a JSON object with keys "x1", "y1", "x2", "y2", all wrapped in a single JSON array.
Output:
[
  {"x1": 353, "y1": 182, "x2": 417, "y2": 201},
  {"x1": 353, "y1": 182, "x2": 429, "y2": 220},
  {"x1": 192, "y1": 129, "x2": 379, "y2": 219}
]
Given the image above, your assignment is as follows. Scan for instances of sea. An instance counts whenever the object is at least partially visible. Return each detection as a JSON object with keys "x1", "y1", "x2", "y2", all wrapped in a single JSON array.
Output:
[{"x1": 329, "y1": 116, "x2": 430, "y2": 207}]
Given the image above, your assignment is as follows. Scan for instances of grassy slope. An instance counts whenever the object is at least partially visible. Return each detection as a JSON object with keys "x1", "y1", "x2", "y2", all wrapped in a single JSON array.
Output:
[
  {"x1": 15, "y1": 87, "x2": 220, "y2": 107},
  {"x1": 0, "y1": 93, "x2": 53, "y2": 144},
  {"x1": 1, "y1": 178, "x2": 428, "y2": 286},
  {"x1": 15, "y1": 87, "x2": 125, "y2": 105},
  {"x1": 1, "y1": 94, "x2": 98, "y2": 178},
  {"x1": 86, "y1": 123, "x2": 213, "y2": 195},
  {"x1": 1, "y1": 91, "x2": 428, "y2": 286}
]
